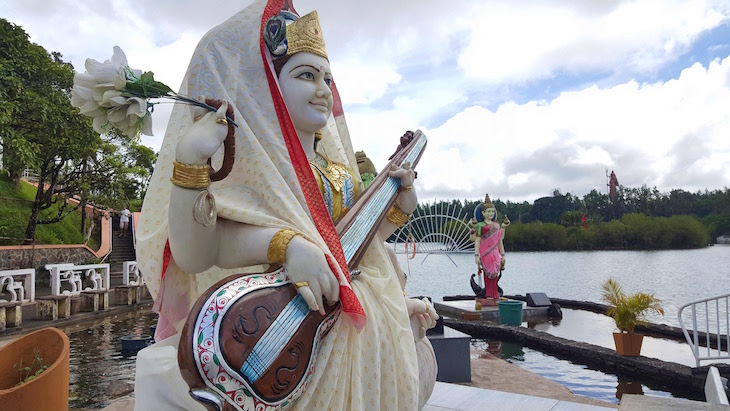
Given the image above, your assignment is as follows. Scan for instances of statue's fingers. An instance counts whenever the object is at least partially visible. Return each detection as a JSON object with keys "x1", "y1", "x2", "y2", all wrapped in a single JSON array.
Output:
[
  {"x1": 325, "y1": 270, "x2": 340, "y2": 303},
  {"x1": 308, "y1": 280, "x2": 325, "y2": 316},
  {"x1": 297, "y1": 286, "x2": 319, "y2": 312},
  {"x1": 190, "y1": 95, "x2": 209, "y2": 122},
  {"x1": 418, "y1": 314, "x2": 427, "y2": 339},
  {"x1": 319, "y1": 271, "x2": 335, "y2": 305}
]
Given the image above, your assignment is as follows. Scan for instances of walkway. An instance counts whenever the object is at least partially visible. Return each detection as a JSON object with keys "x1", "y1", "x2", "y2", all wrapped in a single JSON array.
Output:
[{"x1": 424, "y1": 382, "x2": 613, "y2": 410}]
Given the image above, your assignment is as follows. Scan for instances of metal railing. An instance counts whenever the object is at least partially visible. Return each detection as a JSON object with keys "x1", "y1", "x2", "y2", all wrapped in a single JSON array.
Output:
[{"x1": 678, "y1": 293, "x2": 730, "y2": 367}]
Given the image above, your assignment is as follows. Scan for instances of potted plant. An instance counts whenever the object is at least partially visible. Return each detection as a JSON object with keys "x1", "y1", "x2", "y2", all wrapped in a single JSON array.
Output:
[
  {"x1": 601, "y1": 278, "x2": 664, "y2": 356},
  {"x1": 0, "y1": 327, "x2": 70, "y2": 410}
]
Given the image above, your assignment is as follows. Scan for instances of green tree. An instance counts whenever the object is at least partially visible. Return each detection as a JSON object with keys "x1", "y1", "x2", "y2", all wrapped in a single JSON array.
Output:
[{"x1": 0, "y1": 19, "x2": 101, "y2": 241}]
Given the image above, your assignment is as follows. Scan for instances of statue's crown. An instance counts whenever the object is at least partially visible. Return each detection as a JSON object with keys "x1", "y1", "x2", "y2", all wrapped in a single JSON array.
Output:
[
  {"x1": 265, "y1": 11, "x2": 328, "y2": 61},
  {"x1": 483, "y1": 193, "x2": 495, "y2": 209}
]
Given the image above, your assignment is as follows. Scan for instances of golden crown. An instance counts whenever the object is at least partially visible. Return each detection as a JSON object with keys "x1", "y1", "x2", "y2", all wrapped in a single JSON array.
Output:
[
  {"x1": 265, "y1": 11, "x2": 328, "y2": 61},
  {"x1": 483, "y1": 193, "x2": 495, "y2": 209}
]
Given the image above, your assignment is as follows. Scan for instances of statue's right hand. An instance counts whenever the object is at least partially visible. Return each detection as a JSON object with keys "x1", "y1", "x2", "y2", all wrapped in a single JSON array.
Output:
[
  {"x1": 175, "y1": 99, "x2": 230, "y2": 165},
  {"x1": 284, "y1": 236, "x2": 341, "y2": 315}
]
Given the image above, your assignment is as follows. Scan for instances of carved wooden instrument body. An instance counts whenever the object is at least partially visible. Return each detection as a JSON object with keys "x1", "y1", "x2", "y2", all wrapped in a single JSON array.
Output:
[{"x1": 178, "y1": 131, "x2": 427, "y2": 411}]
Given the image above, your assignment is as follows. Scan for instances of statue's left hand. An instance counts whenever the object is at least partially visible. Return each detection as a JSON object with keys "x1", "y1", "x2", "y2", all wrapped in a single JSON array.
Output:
[
  {"x1": 501, "y1": 216, "x2": 511, "y2": 229},
  {"x1": 407, "y1": 297, "x2": 438, "y2": 339},
  {"x1": 389, "y1": 161, "x2": 418, "y2": 214}
]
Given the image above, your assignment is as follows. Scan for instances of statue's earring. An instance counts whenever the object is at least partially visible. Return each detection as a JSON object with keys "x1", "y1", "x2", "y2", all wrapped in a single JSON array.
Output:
[{"x1": 314, "y1": 129, "x2": 323, "y2": 150}]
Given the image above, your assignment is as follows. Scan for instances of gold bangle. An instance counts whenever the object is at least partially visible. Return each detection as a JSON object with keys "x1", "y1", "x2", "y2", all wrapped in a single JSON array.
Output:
[
  {"x1": 170, "y1": 160, "x2": 210, "y2": 189},
  {"x1": 294, "y1": 281, "x2": 309, "y2": 289},
  {"x1": 402, "y1": 185, "x2": 413, "y2": 191},
  {"x1": 267, "y1": 229, "x2": 303, "y2": 265},
  {"x1": 386, "y1": 204, "x2": 410, "y2": 227}
]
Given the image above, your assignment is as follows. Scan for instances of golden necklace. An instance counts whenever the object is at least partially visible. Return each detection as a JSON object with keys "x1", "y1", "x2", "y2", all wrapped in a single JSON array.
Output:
[{"x1": 309, "y1": 153, "x2": 347, "y2": 193}]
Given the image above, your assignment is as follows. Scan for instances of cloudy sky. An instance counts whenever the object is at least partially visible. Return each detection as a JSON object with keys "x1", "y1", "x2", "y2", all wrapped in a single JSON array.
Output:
[{"x1": 3, "y1": 0, "x2": 730, "y2": 203}]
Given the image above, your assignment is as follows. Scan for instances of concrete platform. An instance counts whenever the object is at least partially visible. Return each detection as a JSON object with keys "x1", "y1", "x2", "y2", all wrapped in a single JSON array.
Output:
[
  {"x1": 424, "y1": 382, "x2": 615, "y2": 411},
  {"x1": 618, "y1": 394, "x2": 730, "y2": 410},
  {"x1": 434, "y1": 299, "x2": 550, "y2": 322}
]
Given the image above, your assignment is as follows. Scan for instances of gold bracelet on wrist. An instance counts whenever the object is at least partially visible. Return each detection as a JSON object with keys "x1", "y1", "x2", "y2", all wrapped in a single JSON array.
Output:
[
  {"x1": 170, "y1": 160, "x2": 210, "y2": 189},
  {"x1": 267, "y1": 229, "x2": 303, "y2": 265},
  {"x1": 386, "y1": 203, "x2": 411, "y2": 227}
]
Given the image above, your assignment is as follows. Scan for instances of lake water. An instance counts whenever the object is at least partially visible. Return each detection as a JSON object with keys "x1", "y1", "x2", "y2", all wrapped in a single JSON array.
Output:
[
  {"x1": 402, "y1": 245, "x2": 730, "y2": 403},
  {"x1": 61, "y1": 246, "x2": 730, "y2": 407},
  {"x1": 401, "y1": 245, "x2": 730, "y2": 328}
]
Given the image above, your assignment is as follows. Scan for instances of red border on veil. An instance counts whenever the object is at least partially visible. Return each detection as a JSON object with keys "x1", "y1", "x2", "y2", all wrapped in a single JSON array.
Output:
[{"x1": 260, "y1": 0, "x2": 366, "y2": 330}]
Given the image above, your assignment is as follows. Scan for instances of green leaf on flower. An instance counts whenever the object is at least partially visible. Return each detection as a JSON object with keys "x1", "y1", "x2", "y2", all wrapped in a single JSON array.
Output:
[
  {"x1": 243, "y1": 388, "x2": 252, "y2": 397},
  {"x1": 216, "y1": 384, "x2": 226, "y2": 393},
  {"x1": 198, "y1": 332, "x2": 203, "y2": 345},
  {"x1": 217, "y1": 289, "x2": 226, "y2": 297},
  {"x1": 122, "y1": 70, "x2": 172, "y2": 99},
  {"x1": 213, "y1": 354, "x2": 220, "y2": 366}
]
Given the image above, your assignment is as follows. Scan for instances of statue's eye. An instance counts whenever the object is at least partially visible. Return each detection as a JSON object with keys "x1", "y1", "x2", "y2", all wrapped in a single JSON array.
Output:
[
  {"x1": 297, "y1": 71, "x2": 315, "y2": 80},
  {"x1": 324, "y1": 77, "x2": 332, "y2": 87}
]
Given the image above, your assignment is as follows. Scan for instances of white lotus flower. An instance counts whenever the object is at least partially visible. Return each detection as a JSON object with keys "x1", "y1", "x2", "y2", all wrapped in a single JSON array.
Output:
[{"x1": 73, "y1": 46, "x2": 235, "y2": 139}]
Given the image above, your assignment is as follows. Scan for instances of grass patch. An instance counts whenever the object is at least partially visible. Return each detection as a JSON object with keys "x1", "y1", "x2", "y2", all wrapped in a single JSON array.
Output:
[{"x1": 0, "y1": 175, "x2": 99, "y2": 248}]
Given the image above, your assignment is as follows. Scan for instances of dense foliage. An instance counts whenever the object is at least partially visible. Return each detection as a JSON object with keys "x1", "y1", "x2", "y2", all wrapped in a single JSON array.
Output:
[
  {"x1": 502, "y1": 214, "x2": 709, "y2": 250},
  {"x1": 416, "y1": 186, "x2": 727, "y2": 248},
  {"x1": 0, "y1": 176, "x2": 98, "y2": 246},
  {"x1": 0, "y1": 19, "x2": 155, "y2": 242}
]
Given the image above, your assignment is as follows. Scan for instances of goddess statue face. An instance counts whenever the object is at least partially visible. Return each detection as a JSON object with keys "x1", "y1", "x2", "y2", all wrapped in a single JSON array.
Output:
[
  {"x1": 278, "y1": 52, "x2": 333, "y2": 134},
  {"x1": 483, "y1": 207, "x2": 496, "y2": 222}
]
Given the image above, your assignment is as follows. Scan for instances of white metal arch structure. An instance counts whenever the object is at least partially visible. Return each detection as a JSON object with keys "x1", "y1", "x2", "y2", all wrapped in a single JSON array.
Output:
[{"x1": 391, "y1": 201, "x2": 474, "y2": 264}]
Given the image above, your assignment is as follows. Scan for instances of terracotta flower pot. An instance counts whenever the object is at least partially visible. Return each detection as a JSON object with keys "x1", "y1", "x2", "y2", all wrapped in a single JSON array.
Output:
[
  {"x1": 0, "y1": 327, "x2": 70, "y2": 411},
  {"x1": 613, "y1": 331, "x2": 643, "y2": 356}
]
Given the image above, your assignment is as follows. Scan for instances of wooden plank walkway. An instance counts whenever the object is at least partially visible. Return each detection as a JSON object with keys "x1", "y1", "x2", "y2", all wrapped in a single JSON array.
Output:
[{"x1": 424, "y1": 382, "x2": 615, "y2": 411}]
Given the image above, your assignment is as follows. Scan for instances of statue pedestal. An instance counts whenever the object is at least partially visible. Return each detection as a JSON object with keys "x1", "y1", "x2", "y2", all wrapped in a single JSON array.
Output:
[{"x1": 428, "y1": 326, "x2": 471, "y2": 383}]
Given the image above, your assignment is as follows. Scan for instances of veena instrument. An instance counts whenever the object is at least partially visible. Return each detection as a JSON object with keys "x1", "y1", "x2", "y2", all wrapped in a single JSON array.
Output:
[{"x1": 178, "y1": 130, "x2": 427, "y2": 411}]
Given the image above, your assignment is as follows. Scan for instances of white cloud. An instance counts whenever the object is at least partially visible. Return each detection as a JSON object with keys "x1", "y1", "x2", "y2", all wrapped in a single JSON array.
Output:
[
  {"x1": 331, "y1": 62, "x2": 401, "y2": 105},
  {"x1": 410, "y1": 53, "x2": 730, "y2": 201},
  {"x1": 459, "y1": 0, "x2": 729, "y2": 84},
  {"x1": 3, "y1": 0, "x2": 729, "y2": 204}
]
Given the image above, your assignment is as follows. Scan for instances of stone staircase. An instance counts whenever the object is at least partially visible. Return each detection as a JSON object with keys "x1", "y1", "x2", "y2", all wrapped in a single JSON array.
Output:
[{"x1": 108, "y1": 228, "x2": 136, "y2": 287}]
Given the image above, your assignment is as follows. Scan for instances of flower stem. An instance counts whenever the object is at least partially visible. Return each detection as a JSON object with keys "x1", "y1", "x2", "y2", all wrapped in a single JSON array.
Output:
[{"x1": 168, "y1": 93, "x2": 238, "y2": 127}]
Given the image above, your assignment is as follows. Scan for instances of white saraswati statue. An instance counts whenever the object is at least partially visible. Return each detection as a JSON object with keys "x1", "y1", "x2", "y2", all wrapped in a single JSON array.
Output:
[{"x1": 134, "y1": 0, "x2": 438, "y2": 410}]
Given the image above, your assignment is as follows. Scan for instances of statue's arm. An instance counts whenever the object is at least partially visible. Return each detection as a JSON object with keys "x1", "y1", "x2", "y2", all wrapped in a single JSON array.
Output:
[
  {"x1": 377, "y1": 162, "x2": 418, "y2": 240},
  {"x1": 169, "y1": 102, "x2": 230, "y2": 273},
  {"x1": 474, "y1": 234, "x2": 481, "y2": 266},
  {"x1": 168, "y1": 101, "x2": 338, "y2": 313}
]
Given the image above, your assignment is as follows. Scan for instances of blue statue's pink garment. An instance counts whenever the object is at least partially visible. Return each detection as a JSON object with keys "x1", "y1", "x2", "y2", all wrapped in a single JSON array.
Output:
[{"x1": 477, "y1": 222, "x2": 502, "y2": 299}]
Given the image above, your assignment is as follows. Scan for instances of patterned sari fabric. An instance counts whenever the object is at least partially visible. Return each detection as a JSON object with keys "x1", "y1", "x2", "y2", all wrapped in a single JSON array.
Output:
[
  {"x1": 134, "y1": 0, "x2": 420, "y2": 409},
  {"x1": 477, "y1": 221, "x2": 502, "y2": 300},
  {"x1": 478, "y1": 222, "x2": 503, "y2": 277}
]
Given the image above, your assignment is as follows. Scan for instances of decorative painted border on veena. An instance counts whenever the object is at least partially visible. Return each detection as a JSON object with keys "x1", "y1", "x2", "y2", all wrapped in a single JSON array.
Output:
[{"x1": 191, "y1": 268, "x2": 340, "y2": 411}]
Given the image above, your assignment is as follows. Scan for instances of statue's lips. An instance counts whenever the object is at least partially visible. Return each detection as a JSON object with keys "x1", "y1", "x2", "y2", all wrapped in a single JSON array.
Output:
[{"x1": 310, "y1": 101, "x2": 329, "y2": 112}]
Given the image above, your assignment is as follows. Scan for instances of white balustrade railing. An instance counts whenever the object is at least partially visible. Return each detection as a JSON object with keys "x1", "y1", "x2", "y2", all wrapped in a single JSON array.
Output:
[
  {"x1": 45, "y1": 263, "x2": 111, "y2": 297},
  {"x1": 122, "y1": 261, "x2": 140, "y2": 286},
  {"x1": 678, "y1": 293, "x2": 730, "y2": 367},
  {"x1": 0, "y1": 269, "x2": 35, "y2": 304}
]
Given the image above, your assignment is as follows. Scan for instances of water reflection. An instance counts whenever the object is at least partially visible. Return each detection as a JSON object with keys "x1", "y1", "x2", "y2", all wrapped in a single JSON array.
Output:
[
  {"x1": 481, "y1": 340, "x2": 525, "y2": 360},
  {"x1": 472, "y1": 339, "x2": 703, "y2": 404},
  {"x1": 63, "y1": 308, "x2": 158, "y2": 409},
  {"x1": 616, "y1": 376, "x2": 644, "y2": 400}
]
